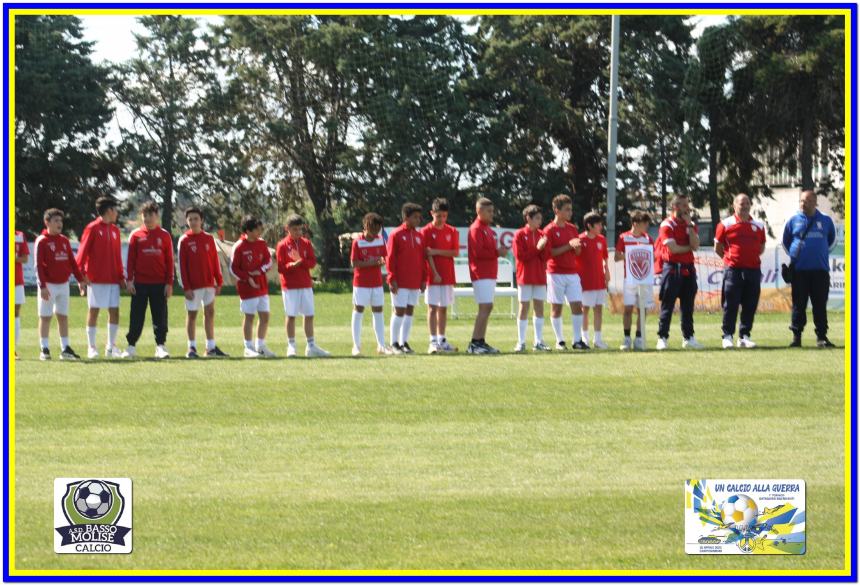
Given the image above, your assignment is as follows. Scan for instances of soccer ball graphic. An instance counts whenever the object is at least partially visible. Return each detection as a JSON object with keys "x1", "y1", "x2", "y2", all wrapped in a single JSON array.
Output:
[
  {"x1": 73, "y1": 480, "x2": 113, "y2": 519},
  {"x1": 720, "y1": 494, "x2": 758, "y2": 533}
]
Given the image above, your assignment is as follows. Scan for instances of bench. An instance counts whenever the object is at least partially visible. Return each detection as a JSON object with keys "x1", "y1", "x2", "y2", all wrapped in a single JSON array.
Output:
[{"x1": 446, "y1": 257, "x2": 517, "y2": 318}]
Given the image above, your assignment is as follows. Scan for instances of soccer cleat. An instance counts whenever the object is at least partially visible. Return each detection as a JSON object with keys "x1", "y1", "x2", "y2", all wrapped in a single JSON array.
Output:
[
  {"x1": 722, "y1": 335, "x2": 734, "y2": 349},
  {"x1": 39, "y1": 347, "x2": 51, "y2": 361},
  {"x1": 257, "y1": 345, "x2": 276, "y2": 358},
  {"x1": 60, "y1": 346, "x2": 80, "y2": 361},
  {"x1": 186, "y1": 348, "x2": 200, "y2": 359},
  {"x1": 737, "y1": 336, "x2": 757, "y2": 349},
  {"x1": 352, "y1": 345, "x2": 362, "y2": 356},
  {"x1": 377, "y1": 345, "x2": 394, "y2": 355},
  {"x1": 789, "y1": 334, "x2": 802, "y2": 348},
  {"x1": 87, "y1": 346, "x2": 99, "y2": 360},
  {"x1": 619, "y1": 337, "x2": 632, "y2": 351},
  {"x1": 513, "y1": 342, "x2": 526, "y2": 353},
  {"x1": 391, "y1": 343, "x2": 404, "y2": 355},
  {"x1": 401, "y1": 342, "x2": 415, "y2": 354},
  {"x1": 428, "y1": 342, "x2": 440, "y2": 354},
  {"x1": 243, "y1": 347, "x2": 260, "y2": 358},
  {"x1": 532, "y1": 342, "x2": 552, "y2": 352},
  {"x1": 120, "y1": 346, "x2": 136, "y2": 359},
  {"x1": 106, "y1": 346, "x2": 123, "y2": 359},
  {"x1": 817, "y1": 337, "x2": 836, "y2": 348},
  {"x1": 633, "y1": 337, "x2": 645, "y2": 351},
  {"x1": 306, "y1": 345, "x2": 330, "y2": 358},
  {"x1": 682, "y1": 336, "x2": 704, "y2": 349},
  {"x1": 155, "y1": 345, "x2": 170, "y2": 359},
  {"x1": 286, "y1": 345, "x2": 298, "y2": 358},
  {"x1": 572, "y1": 340, "x2": 590, "y2": 350},
  {"x1": 656, "y1": 337, "x2": 669, "y2": 351},
  {"x1": 205, "y1": 346, "x2": 229, "y2": 358},
  {"x1": 555, "y1": 341, "x2": 568, "y2": 351},
  {"x1": 467, "y1": 342, "x2": 490, "y2": 354},
  {"x1": 481, "y1": 341, "x2": 500, "y2": 354},
  {"x1": 592, "y1": 339, "x2": 608, "y2": 350},
  {"x1": 439, "y1": 340, "x2": 458, "y2": 352}
]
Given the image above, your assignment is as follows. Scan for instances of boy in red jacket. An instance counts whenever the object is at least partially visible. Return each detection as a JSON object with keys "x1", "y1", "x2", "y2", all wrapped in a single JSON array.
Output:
[
  {"x1": 177, "y1": 207, "x2": 227, "y2": 359},
  {"x1": 467, "y1": 197, "x2": 508, "y2": 354},
  {"x1": 544, "y1": 194, "x2": 587, "y2": 350},
  {"x1": 34, "y1": 208, "x2": 89, "y2": 360},
  {"x1": 386, "y1": 202, "x2": 427, "y2": 354},
  {"x1": 276, "y1": 215, "x2": 329, "y2": 358},
  {"x1": 578, "y1": 212, "x2": 611, "y2": 349},
  {"x1": 121, "y1": 201, "x2": 174, "y2": 359},
  {"x1": 230, "y1": 216, "x2": 274, "y2": 358},
  {"x1": 76, "y1": 196, "x2": 126, "y2": 359},
  {"x1": 350, "y1": 212, "x2": 391, "y2": 356},
  {"x1": 512, "y1": 204, "x2": 551, "y2": 352},
  {"x1": 421, "y1": 198, "x2": 460, "y2": 354}
]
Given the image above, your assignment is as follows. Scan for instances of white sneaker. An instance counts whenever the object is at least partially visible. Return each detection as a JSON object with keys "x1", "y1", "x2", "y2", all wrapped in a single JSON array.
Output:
[
  {"x1": 306, "y1": 344, "x2": 330, "y2": 358},
  {"x1": 428, "y1": 342, "x2": 440, "y2": 354},
  {"x1": 513, "y1": 342, "x2": 526, "y2": 353},
  {"x1": 619, "y1": 337, "x2": 632, "y2": 351},
  {"x1": 683, "y1": 336, "x2": 704, "y2": 349},
  {"x1": 243, "y1": 347, "x2": 260, "y2": 358},
  {"x1": 737, "y1": 336, "x2": 757, "y2": 349},
  {"x1": 256, "y1": 345, "x2": 276, "y2": 358},
  {"x1": 104, "y1": 346, "x2": 121, "y2": 358},
  {"x1": 377, "y1": 345, "x2": 394, "y2": 355},
  {"x1": 439, "y1": 339, "x2": 457, "y2": 352},
  {"x1": 593, "y1": 339, "x2": 608, "y2": 350},
  {"x1": 87, "y1": 346, "x2": 99, "y2": 360},
  {"x1": 722, "y1": 335, "x2": 734, "y2": 349},
  {"x1": 352, "y1": 345, "x2": 361, "y2": 356},
  {"x1": 154, "y1": 345, "x2": 170, "y2": 359},
  {"x1": 633, "y1": 337, "x2": 645, "y2": 351},
  {"x1": 286, "y1": 345, "x2": 298, "y2": 358},
  {"x1": 656, "y1": 337, "x2": 669, "y2": 351},
  {"x1": 120, "y1": 346, "x2": 136, "y2": 359}
]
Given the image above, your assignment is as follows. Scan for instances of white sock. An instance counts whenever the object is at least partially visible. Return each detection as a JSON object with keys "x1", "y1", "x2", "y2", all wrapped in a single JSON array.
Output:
[
  {"x1": 288, "y1": 337, "x2": 296, "y2": 348},
  {"x1": 15, "y1": 318, "x2": 20, "y2": 349},
  {"x1": 244, "y1": 339, "x2": 254, "y2": 350},
  {"x1": 206, "y1": 339, "x2": 216, "y2": 351},
  {"x1": 517, "y1": 319, "x2": 527, "y2": 345},
  {"x1": 372, "y1": 312, "x2": 386, "y2": 348},
  {"x1": 401, "y1": 315, "x2": 413, "y2": 345},
  {"x1": 595, "y1": 330, "x2": 603, "y2": 343},
  {"x1": 351, "y1": 311, "x2": 362, "y2": 348},
  {"x1": 60, "y1": 336, "x2": 70, "y2": 349},
  {"x1": 87, "y1": 326, "x2": 97, "y2": 348},
  {"x1": 551, "y1": 317, "x2": 563, "y2": 343},
  {"x1": 255, "y1": 338, "x2": 265, "y2": 351},
  {"x1": 533, "y1": 317, "x2": 544, "y2": 344},
  {"x1": 40, "y1": 337, "x2": 49, "y2": 350},
  {"x1": 430, "y1": 334, "x2": 439, "y2": 344},
  {"x1": 572, "y1": 314, "x2": 583, "y2": 343},
  {"x1": 108, "y1": 323, "x2": 118, "y2": 348},
  {"x1": 188, "y1": 339, "x2": 197, "y2": 350},
  {"x1": 307, "y1": 336, "x2": 315, "y2": 347},
  {"x1": 581, "y1": 328, "x2": 589, "y2": 344},
  {"x1": 391, "y1": 314, "x2": 403, "y2": 346}
]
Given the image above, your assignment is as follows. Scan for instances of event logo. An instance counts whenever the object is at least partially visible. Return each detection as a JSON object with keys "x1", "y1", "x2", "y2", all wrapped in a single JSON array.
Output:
[
  {"x1": 628, "y1": 249, "x2": 652, "y2": 281},
  {"x1": 54, "y1": 478, "x2": 132, "y2": 554}
]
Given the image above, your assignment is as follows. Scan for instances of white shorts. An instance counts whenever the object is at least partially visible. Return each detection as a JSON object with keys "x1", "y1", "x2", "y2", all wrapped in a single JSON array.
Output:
[
  {"x1": 239, "y1": 295, "x2": 270, "y2": 315},
  {"x1": 185, "y1": 287, "x2": 216, "y2": 311},
  {"x1": 517, "y1": 284, "x2": 547, "y2": 303},
  {"x1": 391, "y1": 288, "x2": 420, "y2": 308},
  {"x1": 282, "y1": 288, "x2": 315, "y2": 317},
  {"x1": 581, "y1": 289, "x2": 607, "y2": 307},
  {"x1": 353, "y1": 286, "x2": 384, "y2": 308},
  {"x1": 87, "y1": 284, "x2": 120, "y2": 309},
  {"x1": 15, "y1": 284, "x2": 25, "y2": 305},
  {"x1": 425, "y1": 284, "x2": 454, "y2": 307},
  {"x1": 547, "y1": 273, "x2": 583, "y2": 305},
  {"x1": 623, "y1": 283, "x2": 655, "y2": 309},
  {"x1": 473, "y1": 279, "x2": 496, "y2": 305},
  {"x1": 39, "y1": 282, "x2": 70, "y2": 317}
]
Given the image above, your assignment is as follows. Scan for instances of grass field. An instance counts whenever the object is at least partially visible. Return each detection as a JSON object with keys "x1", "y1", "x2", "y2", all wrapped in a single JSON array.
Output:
[{"x1": 12, "y1": 291, "x2": 847, "y2": 571}]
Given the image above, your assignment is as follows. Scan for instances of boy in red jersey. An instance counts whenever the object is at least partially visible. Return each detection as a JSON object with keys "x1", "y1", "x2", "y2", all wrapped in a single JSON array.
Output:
[
  {"x1": 578, "y1": 212, "x2": 610, "y2": 349},
  {"x1": 34, "y1": 208, "x2": 89, "y2": 360},
  {"x1": 276, "y1": 214, "x2": 329, "y2": 358},
  {"x1": 122, "y1": 201, "x2": 174, "y2": 360},
  {"x1": 386, "y1": 203, "x2": 427, "y2": 354},
  {"x1": 614, "y1": 211, "x2": 654, "y2": 351},
  {"x1": 14, "y1": 229, "x2": 29, "y2": 358},
  {"x1": 421, "y1": 198, "x2": 460, "y2": 353},
  {"x1": 177, "y1": 207, "x2": 228, "y2": 359},
  {"x1": 544, "y1": 194, "x2": 587, "y2": 350},
  {"x1": 467, "y1": 197, "x2": 508, "y2": 354},
  {"x1": 230, "y1": 216, "x2": 274, "y2": 358},
  {"x1": 350, "y1": 212, "x2": 391, "y2": 356},
  {"x1": 76, "y1": 196, "x2": 126, "y2": 359},
  {"x1": 512, "y1": 204, "x2": 551, "y2": 352}
]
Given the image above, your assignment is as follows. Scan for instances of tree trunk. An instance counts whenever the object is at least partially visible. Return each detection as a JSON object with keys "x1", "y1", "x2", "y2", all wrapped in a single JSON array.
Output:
[
  {"x1": 659, "y1": 135, "x2": 668, "y2": 219},
  {"x1": 800, "y1": 115, "x2": 815, "y2": 190}
]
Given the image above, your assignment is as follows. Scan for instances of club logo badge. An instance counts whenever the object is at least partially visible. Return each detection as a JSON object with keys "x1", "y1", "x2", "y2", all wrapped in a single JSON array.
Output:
[{"x1": 54, "y1": 478, "x2": 132, "y2": 554}]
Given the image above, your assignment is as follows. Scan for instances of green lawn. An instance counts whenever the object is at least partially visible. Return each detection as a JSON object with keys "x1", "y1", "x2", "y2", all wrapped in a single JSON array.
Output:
[{"x1": 12, "y1": 292, "x2": 847, "y2": 572}]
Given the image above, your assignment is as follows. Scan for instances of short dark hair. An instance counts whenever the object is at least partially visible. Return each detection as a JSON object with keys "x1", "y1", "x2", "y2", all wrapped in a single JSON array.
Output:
[
  {"x1": 552, "y1": 194, "x2": 572, "y2": 211},
  {"x1": 140, "y1": 201, "x2": 159, "y2": 216},
  {"x1": 43, "y1": 208, "x2": 64, "y2": 222},
  {"x1": 670, "y1": 194, "x2": 689, "y2": 209},
  {"x1": 363, "y1": 212, "x2": 383, "y2": 231},
  {"x1": 583, "y1": 211, "x2": 604, "y2": 228},
  {"x1": 185, "y1": 207, "x2": 203, "y2": 219},
  {"x1": 522, "y1": 204, "x2": 542, "y2": 222},
  {"x1": 630, "y1": 211, "x2": 651, "y2": 225},
  {"x1": 286, "y1": 214, "x2": 305, "y2": 227},
  {"x1": 241, "y1": 215, "x2": 263, "y2": 233},
  {"x1": 401, "y1": 202, "x2": 422, "y2": 220},
  {"x1": 431, "y1": 198, "x2": 449, "y2": 213},
  {"x1": 95, "y1": 196, "x2": 118, "y2": 216},
  {"x1": 476, "y1": 197, "x2": 493, "y2": 209}
]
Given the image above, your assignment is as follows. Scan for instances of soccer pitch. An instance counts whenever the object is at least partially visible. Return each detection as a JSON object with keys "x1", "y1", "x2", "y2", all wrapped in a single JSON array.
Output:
[{"x1": 13, "y1": 292, "x2": 846, "y2": 571}]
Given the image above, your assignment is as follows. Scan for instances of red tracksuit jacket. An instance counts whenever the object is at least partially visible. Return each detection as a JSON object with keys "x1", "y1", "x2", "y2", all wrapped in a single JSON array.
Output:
[
  {"x1": 75, "y1": 217, "x2": 124, "y2": 284},
  {"x1": 34, "y1": 230, "x2": 83, "y2": 287},
  {"x1": 127, "y1": 226, "x2": 174, "y2": 285},
  {"x1": 177, "y1": 230, "x2": 223, "y2": 291}
]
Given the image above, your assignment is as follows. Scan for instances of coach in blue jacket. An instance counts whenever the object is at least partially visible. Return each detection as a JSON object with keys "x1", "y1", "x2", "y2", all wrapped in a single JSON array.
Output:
[{"x1": 782, "y1": 189, "x2": 837, "y2": 348}]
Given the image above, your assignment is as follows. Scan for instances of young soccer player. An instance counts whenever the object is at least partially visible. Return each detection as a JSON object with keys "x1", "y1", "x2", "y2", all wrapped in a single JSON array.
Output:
[
  {"x1": 122, "y1": 201, "x2": 174, "y2": 359},
  {"x1": 578, "y1": 212, "x2": 610, "y2": 349},
  {"x1": 177, "y1": 207, "x2": 228, "y2": 359},
  {"x1": 467, "y1": 197, "x2": 508, "y2": 354},
  {"x1": 276, "y1": 214, "x2": 330, "y2": 358},
  {"x1": 421, "y1": 198, "x2": 460, "y2": 353},
  {"x1": 544, "y1": 194, "x2": 587, "y2": 350},
  {"x1": 386, "y1": 202, "x2": 427, "y2": 354},
  {"x1": 34, "y1": 209, "x2": 89, "y2": 360},
  {"x1": 14, "y1": 229, "x2": 29, "y2": 358},
  {"x1": 230, "y1": 216, "x2": 275, "y2": 358},
  {"x1": 76, "y1": 196, "x2": 126, "y2": 359},
  {"x1": 614, "y1": 211, "x2": 654, "y2": 351},
  {"x1": 512, "y1": 204, "x2": 551, "y2": 352},
  {"x1": 350, "y1": 212, "x2": 391, "y2": 356}
]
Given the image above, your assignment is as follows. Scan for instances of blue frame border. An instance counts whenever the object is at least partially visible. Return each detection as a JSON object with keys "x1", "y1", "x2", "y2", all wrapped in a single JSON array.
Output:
[{"x1": 2, "y1": 2, "x2": 856, "y2": 582}]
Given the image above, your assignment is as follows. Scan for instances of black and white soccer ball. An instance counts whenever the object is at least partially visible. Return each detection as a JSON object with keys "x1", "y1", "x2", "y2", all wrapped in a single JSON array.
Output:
[{"x1": 73, "y1": 480, "x2": 112, "y2": 519}]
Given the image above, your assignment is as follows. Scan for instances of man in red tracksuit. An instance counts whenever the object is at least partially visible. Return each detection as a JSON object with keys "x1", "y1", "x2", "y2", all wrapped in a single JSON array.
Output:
[
  {"x1": 123, "y1": 200, "x2": 174, "y2": 359},
  {"x1": 467, "y1": 197, "x2": 508, "y2": 354},
  {"x1": 386, "y1": 202, "x2": 427, "y2": 354}
]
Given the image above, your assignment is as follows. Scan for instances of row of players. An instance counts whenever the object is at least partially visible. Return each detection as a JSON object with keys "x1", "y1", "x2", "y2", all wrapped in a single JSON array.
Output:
[{"x1": 15, "y1": 193, "x2": 722, "y2": 359}]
